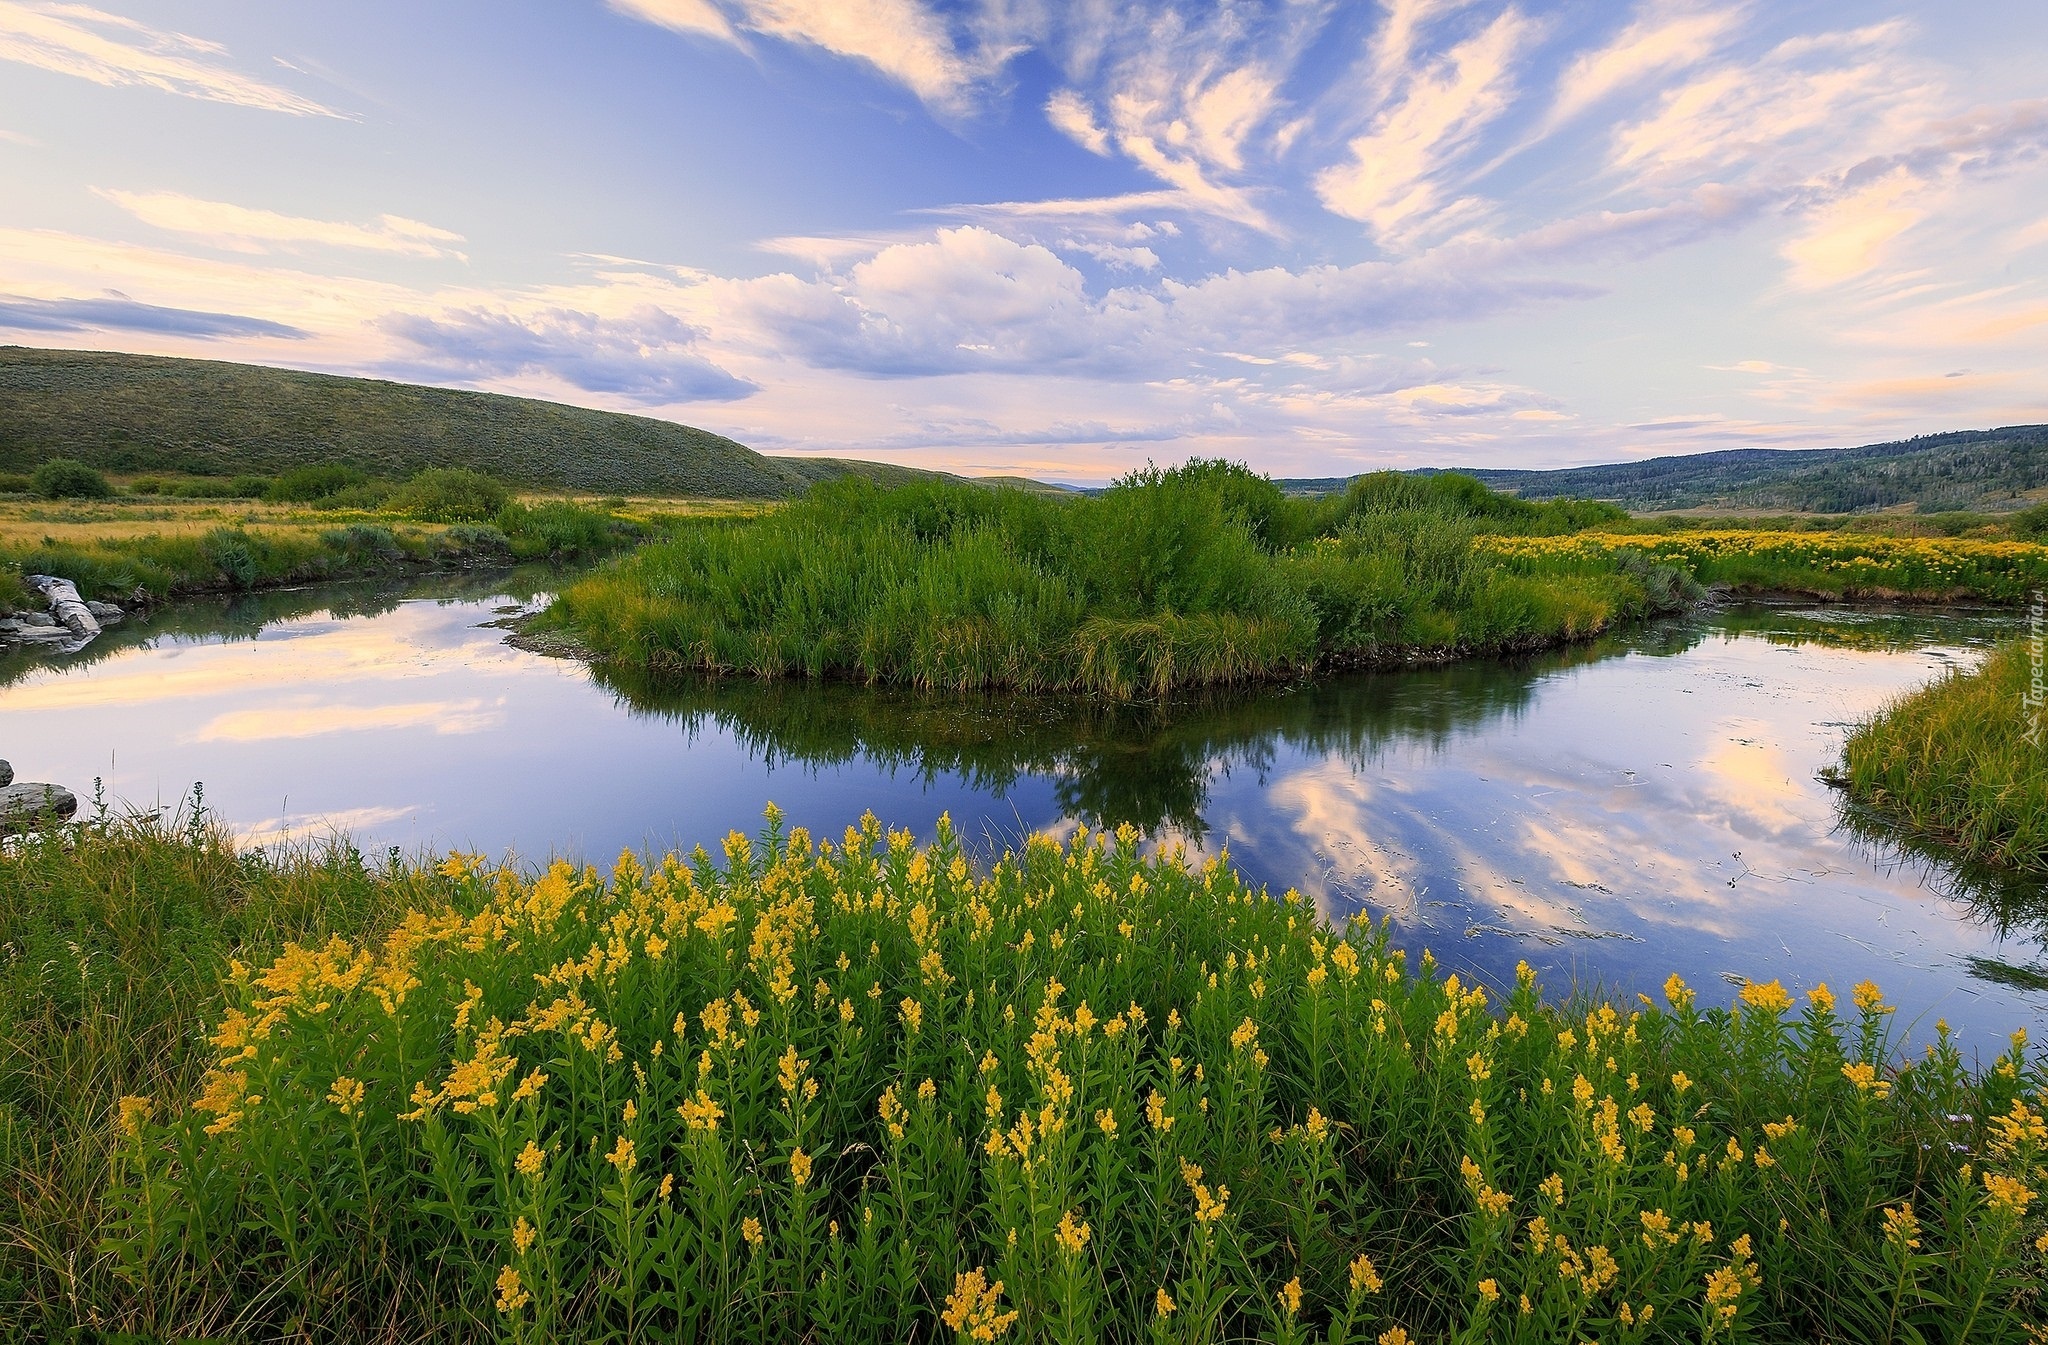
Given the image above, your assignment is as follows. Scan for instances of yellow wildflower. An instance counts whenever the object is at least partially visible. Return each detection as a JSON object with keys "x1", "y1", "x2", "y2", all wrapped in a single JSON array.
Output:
[
  {"x1": 117, "y1": 1094, "x2": 154, "y2": 1140},
  {"x1": 494, "y1": 1265, "x2": 530, "y2": 1313},
  {"x1": 742, "y1": 1216, "x2": 763, "y2": 1247},
  {"x1": 1349, "y1": 1253, "x2": 1382, "y2": 1296},
  {"x1": 1882, "y1": 1203, "x2": 1920, "y2": 1250},
  {"x1": 1739, "y1": 980, "x2": 1792, "y2": 1015},
  {"x1": 1155, "y1": 1288, "x2": 1176, "y2": 1317},
  {"x1": 1278, "y1": 1277, "x2": 1303, "y2": 1317},
  {"x1": 516, "y1": 1140, "x2": 545, "y2": 1179},
  {"x1": 1055, "y1": 1210, "x2": 1091, "y2": 1255},
  {"x1": 941, "y1": 1268, "x2": 1019, "y2": 1342},
  {"x1": 512, "y1": 1215, "x2": 537, "y2": 1255},
  {"x1": 790, "y1": 1146, "x2": 813, "y2": 1189},
  {"x1": 606, "y1": 1136, "x2": 635, "y2": 1174},
  {"x1": 1807, "y1": 983, "x2": 1835, "y2": 1013}
]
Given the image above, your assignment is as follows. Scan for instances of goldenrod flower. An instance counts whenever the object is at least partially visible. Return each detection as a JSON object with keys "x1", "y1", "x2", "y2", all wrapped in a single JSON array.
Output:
[
  {"x1": 679, "y1": 1089, "x2": 723, "y2": 1131},
  {"x1": 1095, "y1": 1108, "x2": 1118, "y2": 1137},
  {"x1": 1664, "y1": 973, "x2": 1693, "y2": 1010},
  {"x1": 1378, "y1": 1329, "x2": 1411, "y2": 1345},
  {"x1": 789, "y1": 1146, "x2": 812, "y2": 1188},
  {"x1": 1739, "y1": 980, "x2": 1792, "y2": 1015},
  {"x1": 516, "y1": 1140, "x2": 546, "y2": 1179},
  {"x1": 1055, "y1": 1209, "x2": 1091, "y2": 1255},
  {"x1": 1349, "y1": 1253, "x2": 1382, "y2": 1296},
  {"x1": 512, "y1": 1215, "x2": 537, "y2": 1255},
  {"x1": 1852, "y1": 980, "x2": 1890, "y2": 1013},
  {"x1": 1477, "y1": 1278, "x2": 1499, "y2": 1304},
  {"x1": 1155, "y1": 1288, "x2": 1176, "y2": 1317},
  {"x1": 1278, "y1": 1276, "x2": 1303, "y2": 1316},
  {"x1": 941, "y1": 1268, "x2": 1018, "y2": 1342},
  {"x1": 1882, "y1": 1203, "x2": 1920, "y2": 1250},
  {"x1": 494, "y1": 1265, "x2": 530, "y2": 1313},
  {"x1": 1806, "y1": 983, "x2": 1835, "y2": 1014},
  {"x1": 741, "y1": 1216, "x2": 764, "y2": 1247},
  {"x1": 1983, "y1": 1172, "x2": 2035, "y2": 1218},
  {"x1": 117, "y1": 1094, "x2": 154, "y2": 1140},
  {"x1": 606, "y1": 1136, "x2": 635, "y2": 1174}
]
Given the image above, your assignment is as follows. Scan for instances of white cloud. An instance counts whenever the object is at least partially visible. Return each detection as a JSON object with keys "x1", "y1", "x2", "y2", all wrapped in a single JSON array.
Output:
[
  {"x1": 1316, "y1": 8, "x2": 1534, "y2": 244},
  {"x1": 1781, "y1": 167, "x2": 1929, "y2": 288},
  {"x1": 608, "y1": 0, "x2": 737, "y2": 43},
  {"x1": 97, "y1": 189, "x2": 467, "y2": 260},
  {"x1": 0, "y1": 2, "x2": 335, "y2": 115},
  {"x1": 1046, "y1": 88, "x2": 1110, "y2": 155},
  {"x1": 1544, "y1": 1, "x2": 1747, "y2": 133},
  {"x1": 617, "y1": 0, "x2": 984, "y2": 110}
]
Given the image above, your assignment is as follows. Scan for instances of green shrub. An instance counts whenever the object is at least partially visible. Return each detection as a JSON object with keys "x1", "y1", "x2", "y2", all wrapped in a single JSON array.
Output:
[
  {"x1": 309, "y1": 481, "x2": 394, "y2": 511},
  {"x1": 0, "y1": 471, "x2": 36, "y2": 494},
  {"x1": 31, "y1": 458, "x2": 112, "y2": 499},
  {"x1": 2012, "y1": 503, "x2": 2048, "y2": 542},
  {"x1": 229, "y1": 475, "x2": 273, "y2": 498},
  {"x1": 267, "y1": 464, "x2": 370, "y2": 503},
  {"x1": 127, "y1": 475, "x2": 168, "y2": 496},
  {"x1": 388, "y1": 467, "x2": 511, "y2": 523}
]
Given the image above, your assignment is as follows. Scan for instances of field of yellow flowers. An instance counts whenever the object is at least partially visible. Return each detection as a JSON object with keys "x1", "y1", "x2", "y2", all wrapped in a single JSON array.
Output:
[
  {"x1": 82, "y1": 810, "x2": 2045, "y2": 1342},
  {"x1": 1480, "y1": 531, "x2": 2048, "y2": 603}
]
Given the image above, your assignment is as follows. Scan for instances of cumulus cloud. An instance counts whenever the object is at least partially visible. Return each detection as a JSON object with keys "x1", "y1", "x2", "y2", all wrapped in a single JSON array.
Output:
[
  {"x1": 378, "y1": 305, "x2": 756, "y2": 403},
  {"x1": 97, "y1": 189, "x2": 467, "y2": 260},
  {"x1": 0, "y1": 2, "x2": 335, "y2": 115},
  {"x1": 0, "y1": 292, "x2": 307, "y2": 338},
  {"x1": 722, "y1": 225, "x2": 1593, "y2": 380}
]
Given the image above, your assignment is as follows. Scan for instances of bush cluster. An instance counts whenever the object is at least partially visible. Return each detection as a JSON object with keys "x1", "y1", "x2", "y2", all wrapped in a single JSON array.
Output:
[
  {"x1": 31, "y1": 457, "x2": 113, "y2": 499},
  {"x1": 547, "y1": 466, "x2": 1687, "y2": 697}
]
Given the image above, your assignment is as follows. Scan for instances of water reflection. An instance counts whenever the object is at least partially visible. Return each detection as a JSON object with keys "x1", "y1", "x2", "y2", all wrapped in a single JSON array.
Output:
[{"x1": 0, "y1": 580, "x2": 2038, "y2": 1052}]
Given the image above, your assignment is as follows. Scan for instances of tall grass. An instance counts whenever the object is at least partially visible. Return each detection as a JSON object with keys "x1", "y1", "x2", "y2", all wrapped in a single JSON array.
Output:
[
  {"x1": 547, "y1": 465, "x2": 1685, "y2": 697},
  {"x1": 1, "y1": 499, "x2": 651, "y2": 606},
  {"x1": 57, "y1": 811, "x2": 2045, "y2": 1342},
  {"x1": 0, "y1": 801, "x2": 418, "y2": 1334},
  {"x1": 1839, "y1": 640, "x2": 2048, "y2": 873}
]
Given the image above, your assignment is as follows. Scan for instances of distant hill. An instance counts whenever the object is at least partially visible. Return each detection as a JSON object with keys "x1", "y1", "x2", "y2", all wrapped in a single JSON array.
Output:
[
  {"x1": 1450, "y1": 427, "x2": 2048, "y2": 513},
  {"x1": 0, "y1": 347, "x2": 962, "y2": 498}
]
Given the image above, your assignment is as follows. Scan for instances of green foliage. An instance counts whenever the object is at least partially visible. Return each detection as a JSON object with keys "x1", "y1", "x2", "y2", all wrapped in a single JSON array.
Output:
[
  {"x1": 31, "y1": 456, "x2": 112, "y2": 499},
  {"x1": 497, "y1": 499, "x2": 641, "y2": 560},
  {"x1": 2012, "y1": 503, "x2": 2048, "y2": 542},
  {"x1": 549, "y1": 468, "x2": 1674, "y2": 697},
  {"x1": 69, "y1": 814, "x2": 2048, "y2": 1341},
  {"x1": 1841, "y1": 640, "x2": 2048, "y2": 873},
  {"x1": 266, "y1": 464, "x2": 369, "y2": 502},
  {"x1": 389, "y1": 467, "x2": 512, "y2": 523},
  {"x1": 0, "y1": 472, "x2": 31, "y2": 495}
]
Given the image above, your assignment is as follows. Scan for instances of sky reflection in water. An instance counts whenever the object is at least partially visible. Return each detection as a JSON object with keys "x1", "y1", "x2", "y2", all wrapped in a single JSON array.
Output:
[{"x1": 1, "y1": 576, "x2": 2040, "y2": 1053}]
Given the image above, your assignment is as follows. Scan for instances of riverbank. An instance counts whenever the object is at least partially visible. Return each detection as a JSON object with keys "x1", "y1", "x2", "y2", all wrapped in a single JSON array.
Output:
[
  {"x1": 5, "y1": 809, "x2": 2041, "y2": 1341},
  {"x1": 1838, "y1": 637, "x2": 2048, "y2": 875},
  {"x1": 0, "y1": 493, "x2": 725, "y2": 630}
]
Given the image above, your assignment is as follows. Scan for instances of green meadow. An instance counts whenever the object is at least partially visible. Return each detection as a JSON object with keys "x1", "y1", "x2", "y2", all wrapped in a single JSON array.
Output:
[{"x1": 1, "y1": 809, "x2": 2041, "y2": 1341}]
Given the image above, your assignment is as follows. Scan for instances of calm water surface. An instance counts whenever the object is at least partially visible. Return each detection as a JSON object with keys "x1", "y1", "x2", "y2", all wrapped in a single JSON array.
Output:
[{"x1": 4, "y1": 572, "x2": 2042, "y2": 1052}]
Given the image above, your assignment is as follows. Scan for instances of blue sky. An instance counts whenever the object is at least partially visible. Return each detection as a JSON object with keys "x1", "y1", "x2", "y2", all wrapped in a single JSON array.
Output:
[{"x1": 1, "y1": 0, "x2": 2044, "y2": 479}]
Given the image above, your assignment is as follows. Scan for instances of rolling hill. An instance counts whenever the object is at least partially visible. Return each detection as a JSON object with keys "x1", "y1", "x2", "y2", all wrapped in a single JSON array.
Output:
[
  {"x1": 1272, "y1": 427, "x2": 2048, "y2": 514},
  {"x1": 0, "y1": 347, "x2": 947, "y2": 498},
  {"x1": 1450, "y1": 427, "x2": 2048, "y2": 513}
]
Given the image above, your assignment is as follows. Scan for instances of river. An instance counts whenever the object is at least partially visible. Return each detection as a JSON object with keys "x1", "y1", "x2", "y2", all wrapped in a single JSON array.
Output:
[{"x1": 3, "y1": 569, "x2": 2041, "y2": 1053}]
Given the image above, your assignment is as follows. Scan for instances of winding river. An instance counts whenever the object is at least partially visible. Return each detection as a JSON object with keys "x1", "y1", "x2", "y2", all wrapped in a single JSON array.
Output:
[{"x1": 3, "y1": 570, "x2": 2041, "y2": 1053}]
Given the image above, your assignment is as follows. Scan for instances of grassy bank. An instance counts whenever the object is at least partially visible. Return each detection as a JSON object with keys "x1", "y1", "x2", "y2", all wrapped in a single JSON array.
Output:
[
  {"x1": 1480, "y1": 531, "x2": 2048, "y2": 603},
  {"x1": 0, "y1": 491, "x2": 704, "y2": 612},
  {"x1": 544, "y1": 465, "x2": 1697, "y2": 697},
  {"x1": 1838, "y1": 639, "x2": 2048, "y2": 874},
  {"x1": 8, "y1": 812, "x2": 2042, "y2": 1341}
]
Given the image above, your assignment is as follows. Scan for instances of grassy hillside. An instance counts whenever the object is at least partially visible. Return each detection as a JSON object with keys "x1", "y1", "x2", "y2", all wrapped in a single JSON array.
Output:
[
  {"x1": 0, "y1": 347, "x2": 954, "y2": 499},
  {"x1": 1406, "y1": 427, "x2": 2048, "y2": 514}
]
